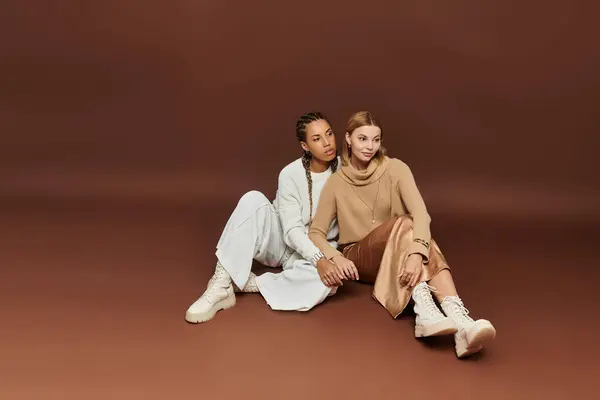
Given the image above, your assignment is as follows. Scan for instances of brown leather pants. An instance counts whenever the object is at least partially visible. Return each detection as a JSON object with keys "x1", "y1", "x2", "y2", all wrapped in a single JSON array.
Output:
[{"x1": 342, "y1": 216, "x2": 450, "y2": 318}]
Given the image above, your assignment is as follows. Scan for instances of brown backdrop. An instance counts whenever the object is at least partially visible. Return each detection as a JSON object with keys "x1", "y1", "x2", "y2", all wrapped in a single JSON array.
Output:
[
  {"x1": 2, "y1": 1, "x2": 599, "y2": 399},
  {"x1": 2, "y1": 0, "x2": 599, "y2": 220}
]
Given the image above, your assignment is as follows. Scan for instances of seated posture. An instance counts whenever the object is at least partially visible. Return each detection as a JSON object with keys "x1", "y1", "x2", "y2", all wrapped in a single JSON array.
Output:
[
  {"x1": 308, "y1": 111, "x2": 496, "y2": 358},
  {"x1": 185, "y1": 112, "x2": 341, "y2": 323}
]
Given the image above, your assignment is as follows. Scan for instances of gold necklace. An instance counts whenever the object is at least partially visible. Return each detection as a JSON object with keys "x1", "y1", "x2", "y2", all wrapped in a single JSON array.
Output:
[{"x1": 350, "y1": 179, "x2": 381, "y2": 224}]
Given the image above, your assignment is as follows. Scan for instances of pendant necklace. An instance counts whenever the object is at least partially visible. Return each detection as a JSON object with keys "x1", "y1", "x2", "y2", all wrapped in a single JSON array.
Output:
[{"x1": 351, "y1": 179, "x2": 381, "y2": 224}]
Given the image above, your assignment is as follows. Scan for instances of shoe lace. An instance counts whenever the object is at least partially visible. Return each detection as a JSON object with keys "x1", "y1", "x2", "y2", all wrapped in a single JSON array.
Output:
[
  {"x1": 243, "y1": 274, "x2": 259, "y2": 292},
  {"x1": 416, "y1": 283, "x2": 441, "y2": 314},
  {"x1": 234, "y1": 273, "x2": 260, "y2": 293},
  {"x1": 446, "y1": 297, "x2": 474, "y2": 324},
  {"x1": 202, "y1": 264, "x2": 229, "y2": 303}
]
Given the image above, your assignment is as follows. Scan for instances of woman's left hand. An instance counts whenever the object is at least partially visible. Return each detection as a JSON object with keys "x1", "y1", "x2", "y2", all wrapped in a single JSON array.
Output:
[
  {"x1": 332, "y1": 255, "x2": 360, "y2": 281},
  {"x1": 400, "y1": 253, "x2": 423, "y2": 287}
]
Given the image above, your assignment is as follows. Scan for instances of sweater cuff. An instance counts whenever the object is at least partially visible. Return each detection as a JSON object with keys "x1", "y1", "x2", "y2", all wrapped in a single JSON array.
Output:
[
  {"x1": 323, "y1": 246, "x2": 342, "y2": 261},
  {"x1": 408, "y1": 241, "x2": 429, "y2": 263}
]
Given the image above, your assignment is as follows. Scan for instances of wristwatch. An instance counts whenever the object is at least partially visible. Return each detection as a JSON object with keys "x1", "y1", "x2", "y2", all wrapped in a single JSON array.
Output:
[{"x1": 311, "y1": 251, "x2": 325, "y2": 266}]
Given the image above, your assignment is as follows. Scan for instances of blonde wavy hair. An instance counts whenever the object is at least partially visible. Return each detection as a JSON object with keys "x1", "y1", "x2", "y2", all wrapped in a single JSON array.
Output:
[{"x1": 341, "y1": 111, "x2": 386, "y2": 166}]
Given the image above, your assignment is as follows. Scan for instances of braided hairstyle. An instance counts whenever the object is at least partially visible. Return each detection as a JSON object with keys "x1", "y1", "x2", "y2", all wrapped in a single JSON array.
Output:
[{"x1": 295, "y1": 112, "x2": 339, "y2": 222}]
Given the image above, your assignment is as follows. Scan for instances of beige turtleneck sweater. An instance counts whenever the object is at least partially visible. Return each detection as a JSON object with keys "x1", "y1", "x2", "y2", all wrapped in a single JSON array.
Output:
[{"x1": 308, "y1": 156, "x2": 432, "y2": 262}]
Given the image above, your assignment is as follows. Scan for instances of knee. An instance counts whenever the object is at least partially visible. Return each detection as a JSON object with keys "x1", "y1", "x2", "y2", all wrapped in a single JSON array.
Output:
[
  {"x1": 237, "y1": 190, "x2": 270, "y2": 210},
  {"x1": 379, "y1": 215, "x2": 402, "y2": 233},
  {"x1": 388, "y1": 215, "x2": 415, "y2": 239},
  {"x1": 396, "y1": 215, "x2": 414, "y2": 229}
]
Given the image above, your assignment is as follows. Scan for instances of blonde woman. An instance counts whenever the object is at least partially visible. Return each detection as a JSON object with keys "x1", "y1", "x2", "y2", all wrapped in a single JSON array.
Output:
[{"x1": 308, "y1": 111, "x2": 496, "y2": 358}]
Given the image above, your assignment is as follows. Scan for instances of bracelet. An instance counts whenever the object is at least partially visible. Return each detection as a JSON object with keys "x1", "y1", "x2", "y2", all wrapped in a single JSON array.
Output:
[
  {"x1": 311, "y1": 251, "x2": 325, "y2": 266},
  {"x1": 413, "y1": 238, "x2": 429, "y2": 249}
]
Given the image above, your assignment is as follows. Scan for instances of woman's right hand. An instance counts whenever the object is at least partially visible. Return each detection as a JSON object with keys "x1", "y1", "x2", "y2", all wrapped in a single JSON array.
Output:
[
  {"x1": 316, "y1": 258, "x2": 345, "y2": 287},
  {"x1": 332, "y1": 255, "x2": 360, "y2": 281},
  {"x1": 399, "y1": 253, "x2": 423, "y2": 287}
]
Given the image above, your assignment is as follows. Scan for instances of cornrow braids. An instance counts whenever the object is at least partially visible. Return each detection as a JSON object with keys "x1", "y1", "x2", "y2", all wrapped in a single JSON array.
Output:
[
  {"x1": 295, "y1": 112, "x2": 337, "y2": 223},
  {"x1": 301, "y1": 150, "x2": 314, "y2": 221},
  {"x1": 329, "y1": 156, "x2": 339, "y2": 174}
]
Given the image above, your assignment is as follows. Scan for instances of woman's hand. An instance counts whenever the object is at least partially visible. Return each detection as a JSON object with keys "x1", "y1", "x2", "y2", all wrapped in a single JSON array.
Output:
[
  {"x1": 332, "y1": 255, "x2": 360, "y2": 281},
  {"x1": 400, "y1": 253, "x2": 423, "y2": 287},
  {"x1": 316, "y1": 258, "x2": 345, "y2": 287}
]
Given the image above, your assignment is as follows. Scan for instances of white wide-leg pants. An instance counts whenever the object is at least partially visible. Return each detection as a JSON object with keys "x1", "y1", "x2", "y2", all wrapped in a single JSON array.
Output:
[{"x1": 215, "y1": 190, "x2": 334, "y2": 312}]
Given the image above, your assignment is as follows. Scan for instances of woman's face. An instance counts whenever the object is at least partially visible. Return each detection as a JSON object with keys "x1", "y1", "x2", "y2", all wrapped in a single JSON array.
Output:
[
  {"x1": 346, "y1": 125, "x2": 382, "y2": 164},
  {"x1": 301, "y1": 119, "x2": 337, "y2": 162}
]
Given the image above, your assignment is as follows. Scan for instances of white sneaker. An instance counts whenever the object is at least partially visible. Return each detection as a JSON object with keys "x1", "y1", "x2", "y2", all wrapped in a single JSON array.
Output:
[
  {"x1": 185, "y1": 263, "x2": 236, "y2": 323},
  {"x1": 412, "y1": 282, "x2": 458, "y2": 337},
  {"x1": 441, "y1": 296, "x2": 496, "y2": 358},
  {"x1": 233, "y1": 272, "x2": 260, "y2": 293}
]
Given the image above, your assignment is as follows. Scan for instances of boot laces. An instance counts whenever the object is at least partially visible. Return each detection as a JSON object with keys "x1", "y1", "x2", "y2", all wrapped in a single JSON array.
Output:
[
  {"x1": 233, "y1": 273, "x2": 259, "y2": 293},
  {"x1": 203, "y1": 263, "x2": 230, "y2": 303},
  {"x1": 446, "y1": 297, "x2": 474, "y2": 325},
  {"x1": 416, "y1": 283, "x2": 440, "y2": 315}
]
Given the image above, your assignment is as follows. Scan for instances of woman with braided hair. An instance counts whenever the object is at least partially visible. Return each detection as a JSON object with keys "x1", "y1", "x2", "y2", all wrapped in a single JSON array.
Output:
[
  {"x1": 185, "y1": 112, "x2": 344, "y2": 323},
  {"x1": 308, "y1": 111, "x2": 496, "y2": 358}
]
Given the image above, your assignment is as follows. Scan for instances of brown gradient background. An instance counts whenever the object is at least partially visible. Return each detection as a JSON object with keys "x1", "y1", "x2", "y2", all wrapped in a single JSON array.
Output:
[{"x1": 1, "y1": 1, "x2": 599, "y2": 399}]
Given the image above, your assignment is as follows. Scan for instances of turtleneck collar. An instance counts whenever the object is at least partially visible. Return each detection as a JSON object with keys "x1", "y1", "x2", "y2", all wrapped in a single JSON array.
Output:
[{"x1": 339, "y1": 156, "x2": 390, "y2": 186}]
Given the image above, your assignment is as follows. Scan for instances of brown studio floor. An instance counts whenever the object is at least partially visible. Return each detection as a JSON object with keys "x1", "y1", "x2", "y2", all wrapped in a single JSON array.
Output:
[{"x1": 1, "y1": 199, "x2": 598, "y2": 400}]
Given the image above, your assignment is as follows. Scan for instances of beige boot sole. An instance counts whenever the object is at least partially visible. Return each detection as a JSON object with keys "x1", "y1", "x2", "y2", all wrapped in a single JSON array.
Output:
[
  {"x1": 415, "y1": 318, "x2": 458, "y2": 337},
  {"x1": 185, "y1": 294, "x2": 236, "y2": 323},
  {"x1": 456, "y1": 320, "x2": 496, "y2": 358}
]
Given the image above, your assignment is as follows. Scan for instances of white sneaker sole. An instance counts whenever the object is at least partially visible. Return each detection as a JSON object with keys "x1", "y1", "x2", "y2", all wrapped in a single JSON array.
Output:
[
  {"x1": 185, "y1": 294, "x2": 236, "y2": 324},
  {"x1": 456, "y1": 320, "x2": 496, "y2": 358},
  {"x1": 415, "y1": 318, "x2": 458, "y2": 337}
]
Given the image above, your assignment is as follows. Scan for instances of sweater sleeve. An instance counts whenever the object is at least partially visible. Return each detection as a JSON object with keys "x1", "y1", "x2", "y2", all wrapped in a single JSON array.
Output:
[
  {"x1": 308, "y1": 178, "x2": 343, "y2": 260},
  {"x1": 276, "y1": 171, "x2": 323, "y2": 262},
  {"x1": 394, "y1": 161, "x2": 432, "y2": 262}
]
